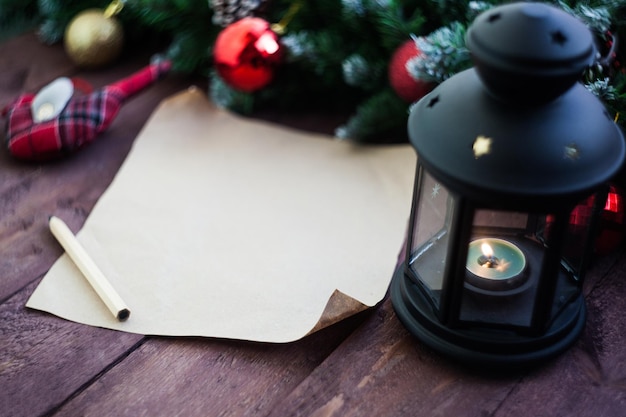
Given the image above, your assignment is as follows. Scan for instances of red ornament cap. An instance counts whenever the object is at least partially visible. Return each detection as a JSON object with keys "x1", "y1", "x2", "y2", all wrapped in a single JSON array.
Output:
[{"x1": 213, "y1": 17, "x2": 282, "y2": 92}]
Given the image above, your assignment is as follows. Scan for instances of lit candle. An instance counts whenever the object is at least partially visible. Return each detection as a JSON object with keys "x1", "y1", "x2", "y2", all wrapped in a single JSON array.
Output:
[{"x1": 466, "y1": 238, "x2": 526, "y2": 281}]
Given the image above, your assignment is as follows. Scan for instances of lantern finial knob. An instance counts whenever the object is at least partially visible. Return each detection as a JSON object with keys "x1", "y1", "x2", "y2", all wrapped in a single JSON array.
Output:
[{"x1": 465, "y1": 2, "x2": 597, "y2": 103}]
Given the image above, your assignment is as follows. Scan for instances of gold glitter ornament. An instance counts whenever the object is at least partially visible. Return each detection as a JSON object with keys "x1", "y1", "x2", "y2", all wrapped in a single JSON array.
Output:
[{"x1": 64, "y1": 5, "x2": 124, "y2": 68}]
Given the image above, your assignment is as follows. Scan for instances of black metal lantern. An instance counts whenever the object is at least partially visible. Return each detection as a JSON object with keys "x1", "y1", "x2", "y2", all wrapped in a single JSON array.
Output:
[{"x1": 391, "y1": 2, "x2": 625, "y2": 367}]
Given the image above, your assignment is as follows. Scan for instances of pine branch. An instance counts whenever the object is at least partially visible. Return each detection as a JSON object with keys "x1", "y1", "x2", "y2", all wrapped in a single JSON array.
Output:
[
  {"x1": 335, "y1": 89, "x2": 410, "y2": 142},
  {"x1": 0, "y1": 0, "x2": 39, "y2": 40},
  {"x1": 12, "y1": 0, "x2": 625, "y2": 141}
]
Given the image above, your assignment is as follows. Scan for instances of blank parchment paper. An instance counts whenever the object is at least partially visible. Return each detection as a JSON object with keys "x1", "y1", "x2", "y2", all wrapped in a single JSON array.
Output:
[{"x1": 27, "y1": 88, "x2": 416, "y2": 342}]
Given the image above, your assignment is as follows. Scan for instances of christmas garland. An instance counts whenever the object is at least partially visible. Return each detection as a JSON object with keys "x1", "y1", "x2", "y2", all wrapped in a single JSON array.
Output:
[{"x1": 3, "y1": 0, "x2": 626, "y2": 142}]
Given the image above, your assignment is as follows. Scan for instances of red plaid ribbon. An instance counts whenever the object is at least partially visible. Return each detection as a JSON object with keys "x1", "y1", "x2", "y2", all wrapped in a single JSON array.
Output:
[{"x1": 2, "y1": 60, "x2": 171, "y2": 161}]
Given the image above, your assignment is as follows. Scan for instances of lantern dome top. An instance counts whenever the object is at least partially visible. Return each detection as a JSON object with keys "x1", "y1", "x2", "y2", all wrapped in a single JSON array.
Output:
[
  {"x1": 409, "y1": 3, "x2": 624, "y2": 209},
  {"x1": 409, "y1": 70, "x2": 624, "y2": 208},
  {"x1": 466, "y1": 2, "x2": 596, "y2": 103}
]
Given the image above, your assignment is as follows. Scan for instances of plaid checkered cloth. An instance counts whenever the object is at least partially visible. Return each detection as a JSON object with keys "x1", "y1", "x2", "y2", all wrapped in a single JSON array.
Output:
[{"x1": 2, "y1": 60, "x2": 171, "y2": 161}]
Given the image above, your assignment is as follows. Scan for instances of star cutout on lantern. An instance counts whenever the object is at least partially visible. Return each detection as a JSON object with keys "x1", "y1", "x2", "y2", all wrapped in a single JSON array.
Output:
[
  {"x1": 473, "y1": 135, "x2": 492, "y2": 158},
  {"x1": 427, "y1": 96, "x2": 440, "y2": 108},
  {"x1": 551, "y1": 30, "x2": 567, "y2": 46},
  {"x1": 431, "y1": 183, "x2": 441, "y2": 198}
]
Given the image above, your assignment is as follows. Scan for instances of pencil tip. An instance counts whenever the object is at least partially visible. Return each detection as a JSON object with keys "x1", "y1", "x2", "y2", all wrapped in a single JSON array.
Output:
[{"x1": 118, "y1": 309, "x2": 131, "y2": 321}]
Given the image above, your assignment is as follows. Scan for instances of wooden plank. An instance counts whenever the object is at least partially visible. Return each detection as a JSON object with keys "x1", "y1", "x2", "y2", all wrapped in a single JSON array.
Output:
[
  {"x1": 0, "y1": 32, "x2": 74, "y2": 98},
  {"x1": 0, "y1": 35, "x2": 162, "y2": 417},
  {"x1": 493, "y1": 250, "x2": 626, "y2": 417},
  {"x1": 43, "y1": 312, "x2": 370, "y2": 417},
  {"x1": 265, "y1": 298, "x2": 521, "y2": 417},
  {"x1": 0, "y1": 33, "x2": 81, "y2": 301},
  {"x1": 265, "y1": 251, "x2": 626, "y2": 417},
  {"x1": 251, "y1": 109, "x2": 347, "y2": 136},
  {"x1": 0, "y1": 281, "x2": 144, "y2": 417}
]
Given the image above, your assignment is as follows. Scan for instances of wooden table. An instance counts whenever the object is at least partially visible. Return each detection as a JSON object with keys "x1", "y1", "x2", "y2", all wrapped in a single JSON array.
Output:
[{"x1": 2, "y1": 33, "x2": 626, "y2": 417}]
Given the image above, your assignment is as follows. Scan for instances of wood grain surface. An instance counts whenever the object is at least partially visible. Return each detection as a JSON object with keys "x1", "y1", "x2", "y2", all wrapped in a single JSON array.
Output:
[{"x1": 1, "y1": 32, "x2": 625, "y2": 417}]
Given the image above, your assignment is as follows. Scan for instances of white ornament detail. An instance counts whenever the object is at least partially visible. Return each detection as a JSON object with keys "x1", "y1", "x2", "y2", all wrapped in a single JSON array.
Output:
[
  {"x1": 209, "y1": 0, "x2": 265, "y2": 26},
  {"x1": 31, "y1": 77, "x2": 74, "y2": 123}
]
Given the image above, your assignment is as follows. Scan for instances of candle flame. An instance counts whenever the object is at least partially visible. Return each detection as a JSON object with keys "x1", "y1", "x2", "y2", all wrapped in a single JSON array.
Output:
[{"x1": 481, "y1": 242, "x2": 494, "y2": 257}]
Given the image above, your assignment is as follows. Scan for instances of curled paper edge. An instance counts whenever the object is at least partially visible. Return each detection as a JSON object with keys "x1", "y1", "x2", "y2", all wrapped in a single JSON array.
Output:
[{"x1": 306, "y1": 289, "x2": 371, "y2": 336}]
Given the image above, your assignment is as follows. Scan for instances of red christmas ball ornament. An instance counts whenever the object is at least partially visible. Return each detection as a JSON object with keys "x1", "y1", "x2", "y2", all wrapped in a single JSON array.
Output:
[
  {"x1": 545, "y1": 185, "x2": 625, "y2": 255},
  {"x1": 594, "y1": 185, "x2": 625, "y2": 254},
  {"x1": 388, "y1": 40, "x2": 434, "y2": 103},
  {"x1": 213, "y1": 17, "x2": 282, "y2": 93}
]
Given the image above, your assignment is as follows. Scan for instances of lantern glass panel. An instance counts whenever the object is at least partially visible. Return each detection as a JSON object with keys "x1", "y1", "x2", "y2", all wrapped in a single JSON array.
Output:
[
  {"x1": 543, "y1": 194, "x2": 599, "y2": 278},
  {"x1": 407, "y1": 167, "x2": 454, "y2": 308},
  {"x1": 460, "y1": 209, "x2": 545, "y2": 328},
  {"x1": 534, "y1": 198, "x2": 593, "y2": 322}
]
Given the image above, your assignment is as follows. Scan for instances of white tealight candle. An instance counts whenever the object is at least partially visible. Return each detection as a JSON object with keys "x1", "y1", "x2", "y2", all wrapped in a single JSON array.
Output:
[{"x1": 466, "y1": 238, "x2": 526, "y2": 281}]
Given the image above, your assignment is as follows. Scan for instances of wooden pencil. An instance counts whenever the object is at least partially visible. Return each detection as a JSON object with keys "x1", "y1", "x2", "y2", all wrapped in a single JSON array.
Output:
[{"x1": 48, "y1": 216, "x2": 130, "y2": 321}]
